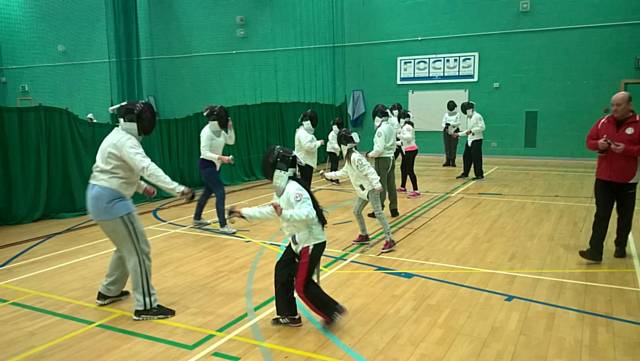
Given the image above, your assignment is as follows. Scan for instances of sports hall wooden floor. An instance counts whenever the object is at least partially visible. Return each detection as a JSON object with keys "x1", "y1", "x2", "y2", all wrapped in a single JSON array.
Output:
[{"x1": 1, "y1": 157, "x2": 639, "y2": 361}]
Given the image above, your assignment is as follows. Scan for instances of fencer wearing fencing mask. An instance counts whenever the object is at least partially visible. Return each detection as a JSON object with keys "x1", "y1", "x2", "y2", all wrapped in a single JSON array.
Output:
[
  {"x1": 204, "y1": 105, "x2": 230, "y2": 134},
  {"x1": 111, "y1": 101, "x2": 157, "y2": 140},
  {"x1": 261, "y1": 145, "x2": 298, "y2": 197},
  {"x1": 294, "y1": 109, "x2": 324, "y2": 188}
]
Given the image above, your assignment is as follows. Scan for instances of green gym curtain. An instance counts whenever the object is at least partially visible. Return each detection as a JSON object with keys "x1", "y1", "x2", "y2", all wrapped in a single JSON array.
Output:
[
  {"x1": 0, "y1": 102, "x2": 346, "y2": 225},
  {"x1": 105, "y1": 0, "x2": 144, "y2": 104}
]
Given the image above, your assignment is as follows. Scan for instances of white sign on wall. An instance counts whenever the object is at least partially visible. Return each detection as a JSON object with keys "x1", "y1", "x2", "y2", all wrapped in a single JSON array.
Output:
[{"x1": 397, "y1": 52, "x2": 479, "y2": 84}]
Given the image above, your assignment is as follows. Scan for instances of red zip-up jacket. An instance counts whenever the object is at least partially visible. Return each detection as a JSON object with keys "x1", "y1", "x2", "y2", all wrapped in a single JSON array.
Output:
[{"x1": 586, "y1": 112, "x2": 640, "y2": 183}]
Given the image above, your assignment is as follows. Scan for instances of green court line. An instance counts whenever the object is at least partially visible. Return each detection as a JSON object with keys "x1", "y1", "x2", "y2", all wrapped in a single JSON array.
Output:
[
  {"x1": 190, "y1": 296, "x2": 276, "y2": 348},
  {"x1": 212, "y1": 352, "x2": 241, "y2": 360},
  {"x1": 0, "y1": 297, "x2": 194, "y2": 350},
  {"x1": 0, "y1": 297, "x2": 247, "y2": 357}
]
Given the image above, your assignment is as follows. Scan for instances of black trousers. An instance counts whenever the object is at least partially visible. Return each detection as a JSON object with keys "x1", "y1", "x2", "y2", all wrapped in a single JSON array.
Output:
[
  {"x1": 327, "y1": 152, "x2": 340, "y2": 184},
  {"x1": 274, "y1": 242, "x2": 340, "y2": 321},
  {"x1": 400, "y1": 149, "x2": 418, "y2": 191},
  {"x1": 394, "y1": 144, "x2": 403, "y2": 160},
  {"x1": 443, "y1": 128, "x2": 458, "y2": 165},
  {"x1": 462, "y1": 139, "x2": 483, "y2": 177},
  {"x1": 298, "y1": 164, "x2": 314, "y2": 189},
  {"x1": 588, "y1": 179, "x2": 637, "y2": 256}
]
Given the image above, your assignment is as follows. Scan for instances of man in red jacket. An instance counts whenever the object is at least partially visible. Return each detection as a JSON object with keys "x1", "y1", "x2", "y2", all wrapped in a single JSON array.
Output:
[{"x1": 580, "y1": 91, "x2": 639, "y2": 262}]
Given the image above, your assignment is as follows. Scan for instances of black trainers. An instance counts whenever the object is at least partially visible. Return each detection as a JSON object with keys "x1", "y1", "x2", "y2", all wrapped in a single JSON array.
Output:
[
  {"x1": 271, "y1": 315, "x2": 302, "y2": 327},
  {"x1": 472, "y1": 176, "x2": 485, "y2": 180},
  {"x1": 323, "y1": 304, "x2": 347, "y2": 328},
  {"x1": 390, "y1": 209, "x2": 400, "y2": 217},
  {"x1": 578, "y1": 249, "x2": 602, "y2": 263},
  {"x1": 456, "y1": 174, "x2": 468, "y2": 179},
  {"x1": 614, "y1": 247, "x2": 627, "y2": 258},
  {"x1": 96, "y1": 290, "x2": 130, "y2": 306},
  {"x1": 133, "y1": 304, "x2": 176, "y2": 321}
]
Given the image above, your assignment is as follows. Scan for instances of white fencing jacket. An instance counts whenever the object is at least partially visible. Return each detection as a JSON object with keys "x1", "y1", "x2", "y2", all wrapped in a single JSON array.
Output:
[
  {"x1": 295, "y1": 127, "x2": 323, "y2": 168},
  {"x1": 324, "y1": 151, "x2": 381, "y2": 200},
  {"x1": 241, "y1": 180, "x2": 325, "y2": 253},
  {"x1": 89, "y1": 127, "x2": 184, "y2": 198}
]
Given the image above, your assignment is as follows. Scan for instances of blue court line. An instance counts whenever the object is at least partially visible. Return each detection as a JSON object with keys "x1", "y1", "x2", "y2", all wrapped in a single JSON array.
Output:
[
  {"x1": 151, "y1": 208, "x2": 247, "y2": 240},
  {"x1": 246, "y1": 240, "x2": 274, "y2": 361},
  {"x1": 297, "y1": 302, "x2": 367, "y2": 361},
  {"x1": 0, "y1": 219, "x2": 93, "y2": 268},
  {"x1": 324, "y1": 255, "x2": 640, "y2": 327}
]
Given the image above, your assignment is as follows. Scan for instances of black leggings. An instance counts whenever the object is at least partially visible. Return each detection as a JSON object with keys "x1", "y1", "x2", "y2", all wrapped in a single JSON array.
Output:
[
  {"x1": 401, "y1": 149, "x2": 418, "y2": 191},
  {"x1": 327, "y1": 152, "x2": 339, "y2": 183}
]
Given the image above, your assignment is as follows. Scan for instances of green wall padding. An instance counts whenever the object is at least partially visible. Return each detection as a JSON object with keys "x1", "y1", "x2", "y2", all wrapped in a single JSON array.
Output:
[{"x1": 0, "y1": 102, "x2": 346, "y2": 225}]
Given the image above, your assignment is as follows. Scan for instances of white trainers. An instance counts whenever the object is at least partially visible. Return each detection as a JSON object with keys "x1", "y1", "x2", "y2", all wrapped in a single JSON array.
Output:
[
  {"x1": 219, "y1": 225, "x2": 237, "y2": 235},
  {"x1": 193, "y1": 219, "x2": 211, "y2": 227}
]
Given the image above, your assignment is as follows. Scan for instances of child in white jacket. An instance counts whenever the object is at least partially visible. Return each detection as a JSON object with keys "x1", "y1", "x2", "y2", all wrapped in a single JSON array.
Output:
[
  {"x1": 398, "y1": 111, "x2": 420, "y2": 198},
  {"x1": 321, "y1": 129, "x2": 396, "y2": 253},
  {"x1": 325, "y1": 117, "x2": 343, "y2": 185},
  {"x1": 230, "y1": 145, "x2": 346, "y2": 327}
]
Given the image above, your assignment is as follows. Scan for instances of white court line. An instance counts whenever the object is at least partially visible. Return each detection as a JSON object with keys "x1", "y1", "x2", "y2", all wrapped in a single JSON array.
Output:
[
  {"x1": 1, "y1": 177, "x2": 333, "y2": 271},
  {"x1": 451, "y1": 166, "x2": 498, "y2": 197},
  {"x1": 459, "y1": 196, "x2": 640, "y2": 212},
  {"x1": 0, "y1": 224, "x2": 192, "y2": 285},
  {"x1": 628, "y1": 233, "x2": 640, "y2": 288},
  {"x1": 186, "y1": 252, "x2": 360, "y2": 361}
]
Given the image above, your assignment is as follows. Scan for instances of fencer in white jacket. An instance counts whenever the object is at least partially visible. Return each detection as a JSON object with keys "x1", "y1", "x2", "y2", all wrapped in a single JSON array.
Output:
[{"x1": 321, "y1": 129, "x2": 396, "y2": 253}]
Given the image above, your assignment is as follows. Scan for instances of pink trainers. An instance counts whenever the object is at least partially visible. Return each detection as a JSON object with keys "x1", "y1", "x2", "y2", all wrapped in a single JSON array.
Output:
[
  {"x1": 381, "y1": 239, "x2": 396, "y2": 253},
  {"x1": 397, "y1": 187, "x2": 407, "y2": 193},
  {"x1": 408, "y1": 191, "x2": 421, "y2": 198},
  {"x1": 352, "y1": 234, "x2": 370, "y2": 245}
]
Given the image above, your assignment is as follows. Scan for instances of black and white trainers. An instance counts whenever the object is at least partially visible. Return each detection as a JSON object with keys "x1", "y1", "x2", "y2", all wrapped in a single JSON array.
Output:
[
  {"x1": 271, "y1": 315, "x2": 302, "y2": 327},
  {"x1": 133, "y1": 304, "x2": 176, "y2": 321},
  {"x1": 96, "y1": 290, "x2": 130, "y2": 306},
  {"x1": 323, "y1": 304, "x2": 347, "y2": 328}
]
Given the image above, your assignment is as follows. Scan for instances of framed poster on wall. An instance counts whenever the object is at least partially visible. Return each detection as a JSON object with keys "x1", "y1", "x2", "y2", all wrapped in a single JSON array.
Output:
[{"x1": 397, "y1": 52, "x2": 479, "y2": 84}]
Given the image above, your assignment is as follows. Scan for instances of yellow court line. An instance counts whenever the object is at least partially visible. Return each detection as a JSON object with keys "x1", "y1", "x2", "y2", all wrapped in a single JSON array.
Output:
[
  {"x1": 158, "y1": 319, "x2": 341, "y2": 361},
  {"x1": 0, "y1": 294, "x2": 33, "y2": 308},
  {"x1": 9, "y1": 313, "x2": 120, "y2": 361},
  {"x1": 0, "y1": 283, "x2": 338, "y2": 361},
  {"x1": 333, "y1": 268, "x2": 636, "y2": 274},
  {"x1": 1, "y1": 283, "x2": 129, "y2": 315}
]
